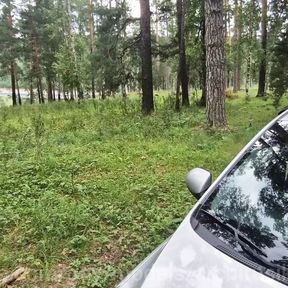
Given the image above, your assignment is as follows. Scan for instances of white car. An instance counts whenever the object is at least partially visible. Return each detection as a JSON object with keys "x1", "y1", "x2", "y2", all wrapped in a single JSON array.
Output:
[{"x1": 117, "y1": 109, "x2": 288, "y2": 288}]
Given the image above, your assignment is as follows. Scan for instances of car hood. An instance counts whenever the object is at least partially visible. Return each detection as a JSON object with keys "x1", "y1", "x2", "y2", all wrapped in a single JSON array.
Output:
[{"x1": 139, "y1": 211, "x2": 286, "y2": 288}]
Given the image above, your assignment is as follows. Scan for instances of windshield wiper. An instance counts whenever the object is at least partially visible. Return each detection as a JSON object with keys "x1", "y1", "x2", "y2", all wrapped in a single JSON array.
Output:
[
  {"x1": 199, "y1": 208, "x2": 288, "y2": 275},
  {"x1": 200, "y1": 208, "x2": 267, "y2": 256}
]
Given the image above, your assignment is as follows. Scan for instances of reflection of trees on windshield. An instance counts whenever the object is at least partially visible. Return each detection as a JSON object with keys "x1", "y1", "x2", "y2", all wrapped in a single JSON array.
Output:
[
  {"x1": 200, "y1": 120, "x2": 288, "y2": 264},
  {"x1": 210, "y1": 184, "x2": 277, "y2": 250},
  {"x1": 254, "y1": 122, "x2": 288, "y2": 238},
  {"x1": 197, "y1": 212, "x2": 239, "y2": 249}
]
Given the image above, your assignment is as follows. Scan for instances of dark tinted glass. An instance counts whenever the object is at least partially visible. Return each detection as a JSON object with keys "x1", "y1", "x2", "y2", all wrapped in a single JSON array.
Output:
[{"x1": 198, "y1": 120, "x2": 288, "y2": 269}]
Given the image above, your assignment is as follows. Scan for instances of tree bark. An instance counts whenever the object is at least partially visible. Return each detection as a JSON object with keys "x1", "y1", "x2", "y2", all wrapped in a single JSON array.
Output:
[
  {"x1": 224, "y1": 0, "x2": 228, "y2": 40},
  {"x1": 10, "y1": 62, "x2": 17, "y2": 106},
  {"x1": 47, "y1": 79, "x2": 53, "y2": 102},
  {"x1": 7, "y1": 3, "x2": 17, "y2": 106},
  {"x1": 89, "y1": 0, "x2": 96, "y2": 99},
  {"x1": 91, "y1": 76, "x2": 96, "y2": 99},
  {"x1": 245, "y1": 52, "x2": 251, "y2": 98},
  {"x1": 225, "y1": 0, "x2": 232, "y2": 88},
  {"x1": 32, "y1": 32, "x2": 42, "y2": 103},
  {"x1": 16, "y1": 72, "x2": 22, "y2": 105},
  {"x1": 175, "y1": 66, "x2": 181, "y2": 111},
  {"x1": 176, "y1": 0, "x2": 189, "y2": 107},
  {"x1": 199, "y1": 0, "x2": 206, "y2": 107},
  {"x1": 257, "y1": 0, "x2": 268, "y2": 97},
  {"x1": 233, "y1": 0, "x2": 242, "y2": 92},
  {"x1": 101, "y1": 86, "x2": 106, "y2": 100},
  {"x1": 58, "y1": 83, "x2": 61, "y2": 101},
  {"x1": 70, "y1": 89, "x2": 74, "y2": 101},
  {"x1": 140, "y1": 0, "x2": 154, "y2": 114},
  {"x1": 29, "y1": 72, "x2": 34, "y2": 104},
  {"x1": 52, "y1": 82, "x2": 56, "y2": 101},
  {"x1": 155, "y1": 0, "x2": 161, "y2": 91},
  {"x1": 77, "y1": 83, "x2": 84, "y2": 100},
  {"x1": 237, "y1": 0, "x2": 243, "y2": 90},
  {"x1": 64, "y1": 86, "x2": 68, "y2": 101},
  {"x1": 205, "y1": 0, "x2": 227, "y2": 127},
  {"x1": 66, "y1": 0, "x2": 81, "y2": 99},
  {"x1": 37, "y1": 82, "x2": 41, "y2": 103},
  {"x1": 245, "y1": 0, "x2": 255, "y2": 98},
  {"x1": 39, "y1": 78, "x2": 44, "y2": 103}
]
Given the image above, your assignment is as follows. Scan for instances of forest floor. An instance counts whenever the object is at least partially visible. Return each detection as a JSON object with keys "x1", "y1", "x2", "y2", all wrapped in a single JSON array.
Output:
[{"x1": 0, "y1": 90, "x2": 287, "y2": 287}]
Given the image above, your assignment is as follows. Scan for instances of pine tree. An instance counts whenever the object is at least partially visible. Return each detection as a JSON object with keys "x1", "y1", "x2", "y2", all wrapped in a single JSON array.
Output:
[
  {"x1": 0, "y1": 0, "x2": 18, "y2": 106},
  {"x1": 176, "y1": 0, "x2": 189, "y2": 107},
  {"x1": 257, "y1": 0, "x2": 268, "y2": 97},
  {"x1": 232, "y1": 0, "x2": 243, "y2": 93},
  {"x1": 140, "y1": 0, "x2": 154, "y2": 114},
  {"x1": 270, "y1": 25, "x2": 288, "y2": 106},
  {"x1": 20, "y1": 3, "x2": 44, "y2": 103},
  {"x1": 205, "y1": 0, "x2": 226, "y2": 127}
]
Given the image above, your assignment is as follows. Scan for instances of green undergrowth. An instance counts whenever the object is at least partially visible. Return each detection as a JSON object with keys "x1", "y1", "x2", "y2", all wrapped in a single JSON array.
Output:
[{"x1": 0, "y1": 93, "x2": 286, "y2": 287}]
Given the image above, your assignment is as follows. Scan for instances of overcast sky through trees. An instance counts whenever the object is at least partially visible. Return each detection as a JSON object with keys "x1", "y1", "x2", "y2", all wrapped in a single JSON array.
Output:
[
  {"x1": 130, "y1": 0, "x2": 140, "y2": 17},
  {"x1": 3, "y1": 0, "x2": 141, "y2": 17}
]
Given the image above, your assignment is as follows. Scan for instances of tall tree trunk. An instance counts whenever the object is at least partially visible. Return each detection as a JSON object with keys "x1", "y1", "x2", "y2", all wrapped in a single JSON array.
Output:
[
  {"x1": 140, "y1": 0, "x2": 154, "y2": 114},
  {"x1": 31, "y1": 33, "x2": 42, "y2": 103},
  {"x1": 7, "y1": 3, "x2": 17, "y2": 106},
  {"x1": 177, "y1": 0, "x2": 189, "y2": 107},
  {"x1": 245, "y1": 53, "x2": 251, "y2": 98},
  {"x1": 225, "y1": 0, "x2": 232, "y2": 88},
  {"x1": 224, "y1": 0, "x2": 228, "y2": 40},
  {"x1": 70, "y1": 89, "x2": 74, "y2": 101},
  {"x1": 199, "y1": 0, "x2": 206, "y2": 107},
  {"x1": 40, "y1": 78, "x2": 44, "y2": 103},
  {"x1": 155, "y1": 0, "x2": 161, "y2": 91},
  {"x1": 233, "y1": 0, "x2": 242, "y2": 92},
  {"x1": 52, "y1": 82, "x2": 56, "y2": 101},
  {"x1": 58, "y1": 83, "x2": 61, "y2": 101},
  {"x1": 15, "y1": 72, "x2": 22, "y2": 106},
  {"x1": 257, "y1": 0, "x2": 268, "y2": 97},
  {"x1": 47, "y1": 79, "x2": 53, "y2": 102},
  {"x1": 237, "y1": 0, "x2": 243, "y2": 91},
  {"x1": 66, "y1": 0, "x2": 81, "y2": 99},
  {"x1": 37, "y1": 82, "x2": 41, "y2": 104},
  {"x1": 64, "y1": 86, "x2": 68, "y2": 101},
  {"x1": 175, "y1": 66, "x2": 181, "y2": 111},
  {"x1": 29, "y1": 72, "x2": 34, "y2": 104},
  {"x1": 232, "y1": 0, "x2": 238, "y2": 92},
  {"x1": 205, "y1": 0, "x2": 226, "y2": 127},
  {"x1": 245, "y1": 0, "x2": 255, "y2": 98},
  {"x1": 89, "y1": 0, "x2": 96, "y2": 99},
  {"x1": 10, "y1": 62, "x2": 17, "y2": 106},
  {"x1": 91, "y1": 76, "x2": 96, "y2": 99},
  {"x1": 77, "y1": 83, "x2": 84, "y2": 100},
  {"x1": 37, "y1": 78, "x2": 44, "y2": 104}
]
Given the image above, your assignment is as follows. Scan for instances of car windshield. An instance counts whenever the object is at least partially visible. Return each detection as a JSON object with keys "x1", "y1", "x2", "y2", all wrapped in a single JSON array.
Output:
[{"x1": 198, "y1": 119, "x2": 288, "y2": 269}]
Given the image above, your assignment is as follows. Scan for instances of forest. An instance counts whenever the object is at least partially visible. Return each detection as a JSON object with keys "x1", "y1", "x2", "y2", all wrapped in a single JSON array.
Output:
[
  {"x1": 0, "y1": 0, "x2": 288, "y2": 287},
  {"x1": 0, "y1": 0, "x2": 287, "y2": 124}
]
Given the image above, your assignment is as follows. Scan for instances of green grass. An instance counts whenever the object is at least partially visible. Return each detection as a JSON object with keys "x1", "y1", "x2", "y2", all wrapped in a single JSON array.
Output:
[
  {"x1": 0, "y1": 92, "x2": 287, "y2": 287},
  {"x1": 0, "y1": 96, "x2": 11, "y2": 107}
]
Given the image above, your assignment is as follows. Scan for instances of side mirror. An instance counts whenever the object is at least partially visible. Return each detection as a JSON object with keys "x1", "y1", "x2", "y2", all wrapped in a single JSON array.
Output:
[{"x1": 186, "y1": 168, "x2": 212, "y2": 199}]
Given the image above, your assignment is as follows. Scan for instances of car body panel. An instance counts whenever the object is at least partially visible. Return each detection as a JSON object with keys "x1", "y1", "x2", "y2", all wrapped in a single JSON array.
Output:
[
  {"x1": 117, "y1": 239, "x2": 169, "y2": 288},
  {"x1": 140, "y1": 211, "x2": 286, "y2": 288}
]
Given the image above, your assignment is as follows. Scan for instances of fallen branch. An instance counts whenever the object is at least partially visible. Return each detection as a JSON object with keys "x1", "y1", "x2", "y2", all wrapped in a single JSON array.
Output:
[{"x1": 0, "y1": 267, "x2": 25, "y2": 287}]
